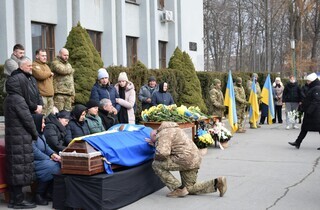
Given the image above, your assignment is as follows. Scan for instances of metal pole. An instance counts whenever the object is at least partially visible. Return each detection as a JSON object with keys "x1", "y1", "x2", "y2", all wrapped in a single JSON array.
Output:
[{"x1": 293, "y1": 49, "x2": 297, "y2": 79}]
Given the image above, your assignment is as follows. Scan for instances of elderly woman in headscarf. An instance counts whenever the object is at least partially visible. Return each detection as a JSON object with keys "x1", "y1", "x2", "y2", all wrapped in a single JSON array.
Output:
[{"x1": 151, "y1": 82, "x2": 174, "y2": 106}]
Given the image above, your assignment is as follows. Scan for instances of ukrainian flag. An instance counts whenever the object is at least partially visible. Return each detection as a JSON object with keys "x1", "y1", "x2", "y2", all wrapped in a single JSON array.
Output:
[
  {"x1": 248, "y1": 79, "x2": 259, "y2": 128},
  {"x1": 224, "y1": 71, "x2": 238, "y2": 133},
  {"x1": 260, "y1": 74, "x2": 275, "y2": 124}
]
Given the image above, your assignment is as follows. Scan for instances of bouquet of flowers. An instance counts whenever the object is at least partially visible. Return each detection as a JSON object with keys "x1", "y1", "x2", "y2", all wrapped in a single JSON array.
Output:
[
  {"x1": 208, "y1": 122, "x2": 232, "y2": 144},
  {"x1": 141, "y1": 104, "x2": 208, "y2": 122},
  {"x1": 287, "y1": 110, "x2": 299, "y2": 124},
  {"x1": 194, "y1": 129, "x2": 214, "y2": 149}
]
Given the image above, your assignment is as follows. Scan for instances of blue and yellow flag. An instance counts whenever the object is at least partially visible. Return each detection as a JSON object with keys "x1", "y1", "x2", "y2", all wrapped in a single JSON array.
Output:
[
  {"x1": 260, "y1": 74, "x2": 275, "y2": 124},
  {"x1": 224, "y1": 71, "x2": 238, "y2": 133},
  {"x1": 248, "y1": 79, "x2": 259, "y2": 128}
]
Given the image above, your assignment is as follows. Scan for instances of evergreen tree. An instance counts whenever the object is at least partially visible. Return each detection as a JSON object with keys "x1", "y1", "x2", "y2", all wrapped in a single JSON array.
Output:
[
  {"x1": 169, "y1": 47, "x2": 207, "y2": 113},
  {"x1": 64, "y1": 22, "x2": 103, "y2": 104}
]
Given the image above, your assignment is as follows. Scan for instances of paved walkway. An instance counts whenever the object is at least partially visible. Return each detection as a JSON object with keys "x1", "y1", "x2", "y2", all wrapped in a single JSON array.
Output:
[{"x1": 1, "y1": 120, "x2": 320, "y2": 210}]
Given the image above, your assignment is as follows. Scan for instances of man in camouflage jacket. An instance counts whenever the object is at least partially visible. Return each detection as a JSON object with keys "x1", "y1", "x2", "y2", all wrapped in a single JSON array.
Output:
[
  {"x1": 247, "y1": 73, "x2": 262, "y2": 128},
  {"x1": 209, "y1": 79, "x2": 225, "y2": 118},
  {"x1": 234, "y1": 77, "x2": 249, "y2": 133},
  {"x1": 51, "y1": 48, "x2": 75, "y2": 111},
  {"x1": 148, "y1": 121, "x2": 227, "y2": 198}
]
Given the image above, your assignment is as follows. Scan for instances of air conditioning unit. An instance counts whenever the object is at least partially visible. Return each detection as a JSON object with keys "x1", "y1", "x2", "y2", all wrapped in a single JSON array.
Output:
[{"x1": 160, "y1": 10, "x2": 174, "y2": 23}]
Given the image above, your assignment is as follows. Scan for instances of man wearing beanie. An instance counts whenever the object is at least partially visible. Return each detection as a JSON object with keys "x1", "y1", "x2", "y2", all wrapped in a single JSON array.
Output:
[
  {"x1": 209, "y1": 79, "x2": 225, "y2": 118},
  {"x1": 289, "y1": 72, "x2": 320, "y2": 150},
  {"x1": 90, "y1": 68, "x2": 120, "y2": 114},
  {"x1": 85, "y1": 99, "x2": 105, "y2": 134},
  {"x1": 139, "y1": 76, "x2": 159, "y2": 110}
]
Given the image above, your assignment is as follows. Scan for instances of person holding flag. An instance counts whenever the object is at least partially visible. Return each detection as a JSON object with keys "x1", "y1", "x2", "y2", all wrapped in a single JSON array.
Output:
[
  {"x1": 247, "y1": 73, "x2": 262, "y2": 128},
  {"x1": 233, "y1": 77, "x2": 250, "y2": 133},
  {"x1": 248, "y1": 77, "x2": 260, "y2": 129},
  {"x1": 223, "y1": 71, "x2": 238, "y2": 133},
  {"x1": 260, "y1": 74, "x2": 275, "y2": 124}
]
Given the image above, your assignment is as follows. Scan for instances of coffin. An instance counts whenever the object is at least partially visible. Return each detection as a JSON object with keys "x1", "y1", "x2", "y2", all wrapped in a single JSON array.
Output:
[{"x1": 60, "y1": 140, "x2": 105, "y2": 175}]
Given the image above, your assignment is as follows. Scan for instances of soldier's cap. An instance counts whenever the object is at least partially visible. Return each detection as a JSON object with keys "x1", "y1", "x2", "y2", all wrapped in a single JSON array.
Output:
[
  {"x1": 213, "y1": 79, "x2": 221, "y2": 86},
  {"x1": 236, "y1": 77, "x2": 242, "y2": 84}
]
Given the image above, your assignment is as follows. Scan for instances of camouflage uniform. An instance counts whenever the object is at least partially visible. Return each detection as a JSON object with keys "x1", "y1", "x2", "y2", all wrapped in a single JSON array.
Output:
[
  {"x1": 209, "y1": 81, "x2": 225, "y2": 118},
  {"x1": 51, "y1": 56, "x2": 75, "y2": 111},
  {"x1": 32, "y1": 60, "x2": 54, "y2": 116},
  {"x1": 152, "y1": 122, "x2": 217, "y2": 194},
  {"x1": 234, "y1": 78, "x2": 248, "y2": 131}
]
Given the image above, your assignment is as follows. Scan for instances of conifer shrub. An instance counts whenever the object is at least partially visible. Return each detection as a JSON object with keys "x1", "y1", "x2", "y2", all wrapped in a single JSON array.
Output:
[
  {"x1": 169, "y1": 47, "x2": 207, "y2": 113},
  {"x1": 64, "y1": 22, "x2": 103, "y2": 105}
]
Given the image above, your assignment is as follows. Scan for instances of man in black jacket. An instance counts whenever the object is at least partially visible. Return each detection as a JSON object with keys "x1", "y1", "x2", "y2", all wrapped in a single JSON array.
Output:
[
  {"x1": 7, "y1": 57, "x2": 43, "y2": 114},
  {"x1": 98, "y1": 98, "x2": 119, "y2": 130}
]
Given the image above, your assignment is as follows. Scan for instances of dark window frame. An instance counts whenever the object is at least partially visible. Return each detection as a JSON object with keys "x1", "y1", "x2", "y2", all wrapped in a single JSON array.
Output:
[
  {"x1": 159, "y1": 41, "x2": 167, "y2": 69},
  {"x1": 87, "y1": 30, "x2": 102, "y2": 56},
  {"x1": 126, "y1": 36, "x2": 138, "y2": 67},
  {"x1": 31, "y1": 22, "x2": 55, "y2": 62}
]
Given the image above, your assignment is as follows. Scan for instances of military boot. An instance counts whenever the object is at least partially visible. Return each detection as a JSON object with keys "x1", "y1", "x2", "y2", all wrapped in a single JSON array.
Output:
[
  {"x1": 215, "y1": 177, "x2": 227, "y2": 197},
  {"x1": 166, "y1": 187, "x2": 189, "y2": 198}
]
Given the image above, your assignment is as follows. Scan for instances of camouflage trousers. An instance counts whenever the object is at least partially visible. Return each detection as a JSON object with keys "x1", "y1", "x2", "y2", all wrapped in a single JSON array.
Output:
[
  {"x1": 236, "y1": 106, "x2": 246, "y2": 129},
  {"x1": 54, "y1": 94, "x2": 73, "y2": 111},
  {"x1": 42, "y1": 96, "x2": 54, "y2": 117},
  {"x1": 152, "y1": 159, "x2": 216, "y2": 195}
]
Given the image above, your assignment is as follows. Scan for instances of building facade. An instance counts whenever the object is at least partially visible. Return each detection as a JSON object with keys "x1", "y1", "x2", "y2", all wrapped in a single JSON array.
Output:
[{"x1": 0, "y1": 0, "x2": 204, "y2": 70}]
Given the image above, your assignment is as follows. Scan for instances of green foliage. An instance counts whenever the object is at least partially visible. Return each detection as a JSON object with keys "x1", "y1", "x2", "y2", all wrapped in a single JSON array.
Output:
[
  {"x1": 64, "y1": 22, "x2": 103, "y2": 104},
  {"x1": 168, "y1": 47, "x2": 207, "y2": 113}
]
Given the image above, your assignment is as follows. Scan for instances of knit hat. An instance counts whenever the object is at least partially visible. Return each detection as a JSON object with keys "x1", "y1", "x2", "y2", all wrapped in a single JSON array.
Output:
[
  {"x1": 86, "y1": 99, "x2": 99, "y2": 109},
  {"x1": 56, "y1": 110, "x2": 71, "y2": 119},
  {"x1": 306, "y1": 72, "x2": 318, "y2": 82},
  {"x1": 236, "y1": 77, "x2": 242, "y2": 84},
  {"x1": 118, "y1": 72, "x2": 128, "y2": 82},
  {"x1": 97, "y1": 68, "x2": 109, "y2": 80},
  {"x1": 275, "y1": 77, "x2": 281, "y2": 82},
  {"x1": 213, "y1": 79, "x2": 221, "y2": 86},
  {"x1": 148, "y1": 76, "x2": 156, "y2": 82}
]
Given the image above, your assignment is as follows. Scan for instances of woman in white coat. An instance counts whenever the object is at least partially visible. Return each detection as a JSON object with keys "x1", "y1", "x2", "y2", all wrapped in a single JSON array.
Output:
[{"x1": 115, "y1": 72, "x2": 136, "y2": 124}]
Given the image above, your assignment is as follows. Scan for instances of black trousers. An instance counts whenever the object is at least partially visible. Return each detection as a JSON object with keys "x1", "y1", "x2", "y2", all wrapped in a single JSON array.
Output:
[
  {"x1": 296, "y1": 130, "x2": 320, "y2": 145},
  {"x1": 273, "y1": 105, "x2": 283, "y2": 123}
]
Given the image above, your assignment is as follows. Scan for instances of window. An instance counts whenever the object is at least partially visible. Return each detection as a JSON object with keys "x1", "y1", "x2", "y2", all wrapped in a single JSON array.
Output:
[
  {"x1": 126, "y1": 36, "x2": 138, "y2": 66},
  {"x1": 87, "y1": 30, "x2": 102, "y2": 56},
  {"x1": 31, "y1": 22, "x2": 55, "y2": 61},
  {"x1": 159, "y1": 41, "x2": 167, "y2": 68},
  {"x1": 158, "y1": 0, "x2": 165, "y2": 10}
]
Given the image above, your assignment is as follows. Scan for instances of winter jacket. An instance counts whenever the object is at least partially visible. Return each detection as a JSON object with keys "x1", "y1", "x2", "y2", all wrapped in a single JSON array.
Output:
[
  {"x1": 44, "y1": 113, "x2": 68, "y2": 153},
  {"x1": 272, "y1": 84, "x2": 284, "y2": 106},
  {"x1": 32, "y1": 135, "x2": 61, "y2": 182},
  {"x1": 151, "y1": 91, "x2": 174, "y2": 106},
  {"x1": 114, "y1": 82, "x2": 136, "y2": 124},
  {"x1": 283, "y1": 82, "x2": 302, "y2": 103},
  {"x1": 301, "y1": 79, "x2": 320, "y2": 131},
  {"x1": 4, "y1": 78, "x2": 37, "y2": 186},
  {"x1": 155, "y1": 122, "x2": 201, "y2": 170},
  {"x1": 90, "y1": 82, "x2": 121, "y2": 111},
  {"x1": 98, "y1": 109, "x2": 119, "y2": 130},
  {"x1": 138, "y1": 84, "x2": 159, "y2": 110},
  {"x1": 65, "y1": 119, "x2": 90, "y2": 144},
  {"x1": 51, "y1": 56, "x2": 75, "y2": 96},
  {"x1": 85, "y1": 114, "x2": 105, "y2": 134},
  {"x1": 32, "y1": 60, "x2": 54, "y2": 97},
  {"x1": 7, "y1": 69, "x2": 43, "y2": 113}
]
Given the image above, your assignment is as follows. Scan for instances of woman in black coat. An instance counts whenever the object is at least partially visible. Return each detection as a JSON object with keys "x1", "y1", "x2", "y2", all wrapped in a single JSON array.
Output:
[
  {"x1": 65, "y1": 104, "x2": 90, "y2": 144},
  {"x1": 289, "y1": 74, "x2": 320, "y2": 149},
  {"x1": 44, "y1": 110, "x2": 70, "y2": 153},
  {"x1": 4, "y1": 73, "x2": 38, "y2": 208},
  {"x1": 151, "y1": 82, "x2": 174, "y2": 106}
]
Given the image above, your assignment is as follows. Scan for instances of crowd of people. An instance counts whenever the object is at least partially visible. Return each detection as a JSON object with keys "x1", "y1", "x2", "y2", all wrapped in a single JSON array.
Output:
[{"x1": 2, "y1": 43, "x2": 320, "y2": 208}]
